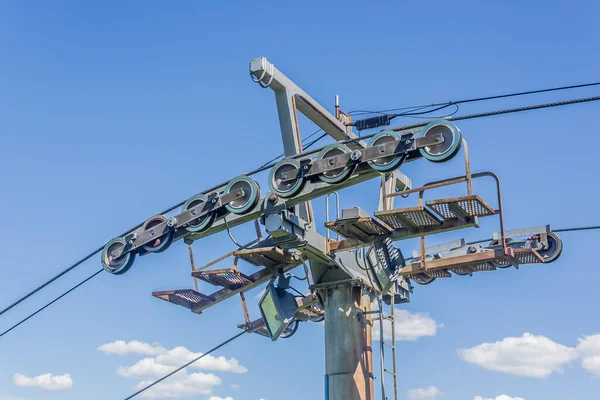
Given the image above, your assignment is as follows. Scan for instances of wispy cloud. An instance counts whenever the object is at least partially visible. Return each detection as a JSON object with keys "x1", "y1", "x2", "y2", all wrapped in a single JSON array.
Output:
[
  {"x1": 98, "y1": 340, "x2": 166, "y2": 356},
  {"x1": 407, "y1": 386, "x2": 442, "y2": 399},
  {"x1": 13, "y1": 373, "x2": 72, "y2": 391}
]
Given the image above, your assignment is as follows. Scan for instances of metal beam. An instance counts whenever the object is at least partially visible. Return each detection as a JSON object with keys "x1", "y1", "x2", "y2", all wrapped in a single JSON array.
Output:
[{"x1": 250, "y1": 57, "x2": 363, "y2": 148}]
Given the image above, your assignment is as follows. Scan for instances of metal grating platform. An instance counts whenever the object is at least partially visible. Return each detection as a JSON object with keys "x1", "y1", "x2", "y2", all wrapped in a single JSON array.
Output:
[
  {"x1": 233, "y1": 247, "x2": 298, "y2": 269},
  {"x1": 296, "y1": 304, "x2": 325, "y2": 321},
  {"x1": 492, "y1": 248, "x2": 544, "y2": 267},
  {"x1": 192, "y1": 268, "x2": 254, "y2": 290},
  {"x1": 152, "y1": 289, "x2": 213, "y2": 310},
  {"x1": 427, "y1": 195, "x2": 496, "y2": 221},
  {"x1": 472, "y1": 263, "x2": 497, "y2": 271},
  {"x1": 423, "y1": 269, "x2": 452, "y2": 278},
  {"x1": 325, "y1": 217, "x2": 392, "y2": 242},
  {"x1": 374, "y1": 206, "x2": 441, "y2": 230}
]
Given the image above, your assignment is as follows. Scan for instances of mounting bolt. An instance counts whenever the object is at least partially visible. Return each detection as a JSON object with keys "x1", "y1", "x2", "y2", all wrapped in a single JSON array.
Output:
[
  {"x1": 211, "y1": 198, "x2": 217, "y2": 204},
  {"x1": 149, "y1": 230, "x2": 155, "y2": 236},
  {"x1": 167, "y1": 217, "x2": 177, "y2": 228},
  {"x1": 282, "y1": 174, "x2": 287, "y2": 179},
  {"x1": 379, "y1": 145, "x2": 386, "y2": 154},
  {"x1": 350, "y1": 150, "x2": 362, "y2": 161},
  {"x1": 303, "y1": 165, "x2": 309, "y2": 170},
  {"x1": 405, "y1": 139, "x2": 412, "y2": 145},
  {"x1": 328, "y1": 158, "x2": 335, "y2": 166},
  {"x1": 191, "y1": 209, "x2": 196, "y2": 216},
  {"x1": 268, "y1": 193, "x2": 278, "y2": 203}
]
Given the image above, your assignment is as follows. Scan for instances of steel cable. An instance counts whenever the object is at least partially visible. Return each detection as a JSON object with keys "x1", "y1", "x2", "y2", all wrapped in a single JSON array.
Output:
[
  {"x1": 2, "y1": 94, "x2": 598, "y2": 329},
  {"x1": 123, "y1": 331, "x2": 247, "y2": 400}
]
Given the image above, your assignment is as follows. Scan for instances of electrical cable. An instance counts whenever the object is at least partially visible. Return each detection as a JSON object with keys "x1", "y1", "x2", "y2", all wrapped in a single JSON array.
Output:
[
  {"x1": 349, "y1": 80, "x2": 600, "y2": 117},
  {"x1": 122, "y1": 331, "x2": 247, "y2": 400},
  {"x1": 0, "y1": 269, "x2": 103, "y2": 339},
  {"x1": 3, "y1": 93, "x2": 599, "y2": 328},
  {"x1": 289, "y1": 286, "x2": 306, "y2": 297}
]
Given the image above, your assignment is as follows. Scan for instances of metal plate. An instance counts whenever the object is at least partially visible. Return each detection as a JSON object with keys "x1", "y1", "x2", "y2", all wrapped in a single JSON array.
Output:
[
  {"x1": 374, "y1": 206, "x2": 441, "y2": 230},
  {"x1": 152, "y1": 289, "x2": 213, "y2": 310},
  {"x1": 427, "y1": 195, "x2": 496, "y2": 221},
  {"x1": 233, "y1": 247, "x2": 299, "y2": 269},
  {"x1": 192, "y1": 268, "x2": 255, "y2": 290},
  {"x1": 324, "y1": 217, "x2": 391, "y2": 242}
]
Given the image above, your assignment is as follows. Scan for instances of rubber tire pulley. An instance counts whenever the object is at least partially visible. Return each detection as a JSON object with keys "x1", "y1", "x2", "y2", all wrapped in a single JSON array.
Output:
[
  {"x1": 418, "y1": 120, "x2": 462, "y2": 163},
  {"x1": 224, "y1": 175, "x2": 261, "y2": 215},
  {"x1": 101, "y1": 237, "x2": 136, "y2": 275},
  {"x1": 315, "y1": 143, "x2": 355, "y2": 184},
  {"x1": 538, "y1": 232, "x2": 563, "y2": 263},
  {"x1": 181, "y1": 193, "x2": 216, "y2": 233},
  {"x1": 367, "y1": 130, "x2": 406, "y2": 173},
  {"x1": 141, "y1": 215, "x2": 174, "y2": 254},
  {"x1": 268, "y1": 158, "x2": 305, "y2": 198}
]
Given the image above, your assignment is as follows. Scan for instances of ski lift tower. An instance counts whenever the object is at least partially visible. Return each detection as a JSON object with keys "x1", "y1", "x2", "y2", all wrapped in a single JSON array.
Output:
[{"x1": 103, "y1": 57, "x2": 564, "y2": 400}]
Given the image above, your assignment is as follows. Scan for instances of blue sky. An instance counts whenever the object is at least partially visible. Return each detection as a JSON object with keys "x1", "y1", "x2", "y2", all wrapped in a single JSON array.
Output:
[{"x1": 1, "y1": 1, "x2": 599, "y2": 400}]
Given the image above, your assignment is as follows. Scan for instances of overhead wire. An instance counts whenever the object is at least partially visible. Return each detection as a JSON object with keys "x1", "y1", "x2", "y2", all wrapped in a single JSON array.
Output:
[
  {"x1": 122, "y1": 331, "x2": 247, "y2": 400},
  {"x1": 0, "y1": 129, "x2": 324, "y2": 319},
  {"x1": 0, "y1": 269, "x2": 103, "y2": 338},
  {"x1": 349, "y1": 80, "x2": 600, "y2": 117},
  {"x1": 2, "y1": 93, "x2": 599, "y2": 335}
]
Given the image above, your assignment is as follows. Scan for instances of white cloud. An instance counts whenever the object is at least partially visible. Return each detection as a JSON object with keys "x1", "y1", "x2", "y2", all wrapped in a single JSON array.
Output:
[
  {"x1": 407, "y1": 386, "x2": 441, "y2": 399},
  {"x1": 117, "y1": 358, "x2": 178, "y2": 379},
  {"x1": 13, "y1": 373, "x2": 72, "y2": 391},
  {"x1": 372, "y1": 309, "x2": 441, "y2": 341},
  {"x1": 474, "y1": 396, "x2": 525, "y2": 400},
  {"x1": 155, "y1": 347, "x2": 247, "y2": 374},
  {"x1": 230, "y1": 384, "x2": 240, "y2": 389},
  {"x1": 459, "y1": 333, "x2": 577, "y2": 378},
  {"x1": 577, "y1": 334, "x2": 600, "y2": 377},
  {"x1": 136, "y1": 372, "x2": 221, "y2": 399},
  {"x1": 98, "y1": 340, "x2": 166, "y2": 356},
  {"x1": 208, "y1": 397, "x2": 234, "y2": 400},
  {"x1": 103, "y1": 339, "x2": 248, "y2": 399}
]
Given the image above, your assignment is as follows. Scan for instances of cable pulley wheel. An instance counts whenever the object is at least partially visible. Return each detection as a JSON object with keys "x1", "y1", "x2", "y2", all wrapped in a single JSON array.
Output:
[
  {"x1": 181, "y1": 193, "x2": 216, "y2": 233},
  {"x1": 410, "y1": 273, "x2": 436, "y2": 285},
  {"x1": 268, "y1": 158, "x2": 305, "y2": 198},
  {"x1": 367, "y1": 130, "x2": 406, "y2": 172},
  {"x1": 101, "y1": 237, "x2": 136, "y2": 275},
  {"x1": 141, "y1": 215, "x2": 174, "y2": 254},
  {"x1": 224, "y1": 175, "x2": 261, "y2": 215},
  {"x1": 315, "y1": 143, "x2": 355, "y2": 184},
  {"x1": 538, "y1": 232, "x2": 563, "y2": 263},
  {"x1": 418, "y1": 120, "x2": 462, "y2": 163}
]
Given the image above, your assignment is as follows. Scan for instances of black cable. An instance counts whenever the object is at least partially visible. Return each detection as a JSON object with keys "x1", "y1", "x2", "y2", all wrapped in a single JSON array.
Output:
[
  {"x1": 289, "y1": 286, "x2": 306, "y2": 297},
  {"x1": 123, "y1": 331, "x2": 246, "y2": 400},
  {"x1": 4, "y1": 94, "x2": 599, "y2": 324},
  {"x1": 349, "y1": 81, "x2": 600, "y2": 117},
  {"x1": 258, "y1": 128, "x2": 323, "y2": 168},
  {"x1": 554, "y1": 226, "x2": 600, "y2": 232},
  {"x1": 465, "y1": 226, "x2": 600, "y2": 246},
  {"x1": 0, "y1": 129, "x2": 323, "y2": 318},
  {"x1": 0, "y1": 269, "x2": 103, "y2": 339}
]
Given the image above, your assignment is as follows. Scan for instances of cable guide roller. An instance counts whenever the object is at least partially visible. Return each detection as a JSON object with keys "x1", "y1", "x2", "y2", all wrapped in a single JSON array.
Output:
[{"x1": 268, "y1": 120, "x2": 463, "y2": 197}]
